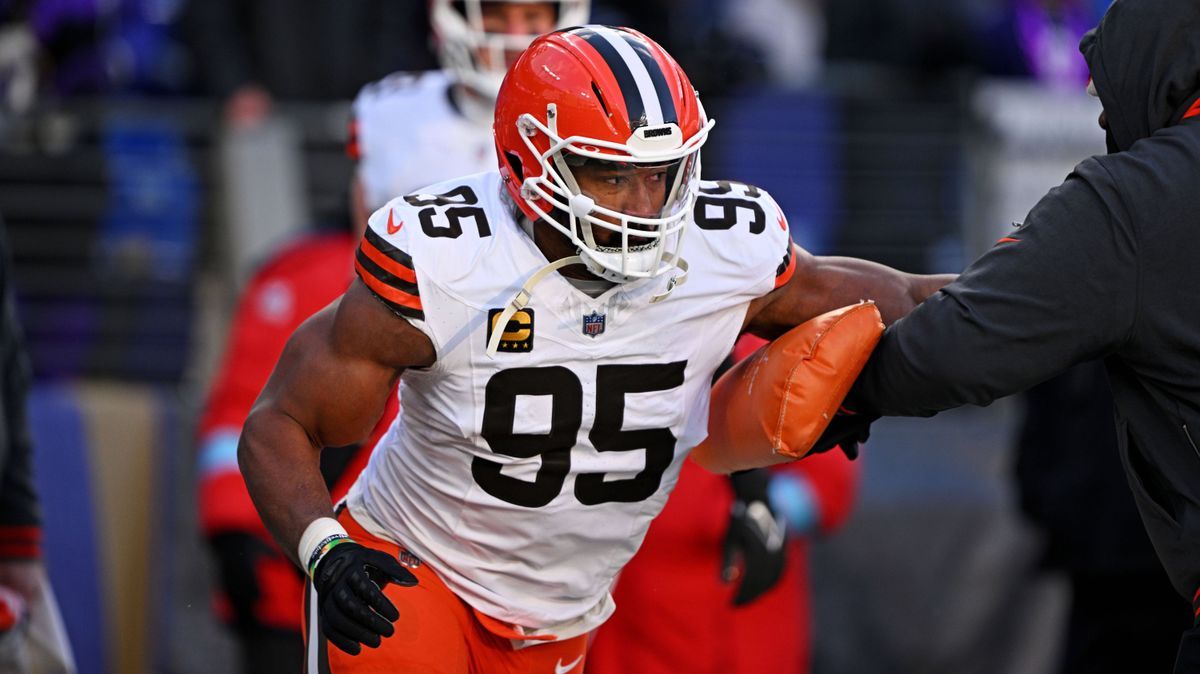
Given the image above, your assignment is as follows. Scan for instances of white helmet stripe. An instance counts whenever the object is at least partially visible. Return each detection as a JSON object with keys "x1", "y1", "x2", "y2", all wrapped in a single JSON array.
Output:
[{"x1": 592, "y1": 26, "x2": 665, "y2": 127}]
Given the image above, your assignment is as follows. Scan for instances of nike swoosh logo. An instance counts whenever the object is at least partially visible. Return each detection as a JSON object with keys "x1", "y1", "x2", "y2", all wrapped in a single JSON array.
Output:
[
  {"x1": 386, "y1": 210, "x2": 403, "y2": 235},
  {"x1": 555, "y1": 655, "x2": 583, "y2": 674},
  {"x1": 996, "y1": 236, "x2": 1019, "y2": 244}
]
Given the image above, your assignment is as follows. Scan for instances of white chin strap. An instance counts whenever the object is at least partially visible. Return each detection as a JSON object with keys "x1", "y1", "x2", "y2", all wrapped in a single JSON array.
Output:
[
  {"x1": 566, "y1": 192, "x2": 687, "y2": 284},
  {"x1": 649, "y1": 257, "x2": 688, "y2": 303},
  {"x1": 486, "y1": 255, "x2": 582, "y2": 358},
  {"x1": 485, "y1": 254, "x2": 689, "y2": 358}
]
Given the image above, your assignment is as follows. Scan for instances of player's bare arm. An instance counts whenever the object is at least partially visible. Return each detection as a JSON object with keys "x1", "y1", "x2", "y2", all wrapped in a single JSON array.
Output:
[
  {"x1": 743, "y1": 246, "x2": 955, "y2": 338},
  {"x1": 239, "y1": 279, "x2": 435, "y2": 566},
  {"x1": 695, "y1": 251, "x2": 950, "y2": 471}
]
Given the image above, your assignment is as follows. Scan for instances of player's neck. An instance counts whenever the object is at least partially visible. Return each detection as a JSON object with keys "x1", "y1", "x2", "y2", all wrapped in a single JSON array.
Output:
[
  {"x1": 531, "y1": 222, "x2": 621, "y2": 298},
  {"x1": 531, "y1": 223, "x2": 593, "y2": 281},
  {"x1": 502, "y1": 188, "x2": 615, "y2": 288}
]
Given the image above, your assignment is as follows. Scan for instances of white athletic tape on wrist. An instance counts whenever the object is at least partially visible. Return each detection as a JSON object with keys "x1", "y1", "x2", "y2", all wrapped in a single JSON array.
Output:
[{"x1": 298, "y1": 517, "x2": 349, "y2": 577}]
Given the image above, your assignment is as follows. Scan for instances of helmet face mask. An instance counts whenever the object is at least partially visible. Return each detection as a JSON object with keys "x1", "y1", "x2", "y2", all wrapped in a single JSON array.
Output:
[
  {"x1": 431, "y1": 0, "x2": 591, "y2": 100},
  {"x1": 517, "y1": 106, "x2": 708, "y2": 281},
  {"x1": 561, "y1": 154, "x2": 694, "y2": 251},
  {"x1": 495, "y1": 26, "x2": 714, "y2": 284}
]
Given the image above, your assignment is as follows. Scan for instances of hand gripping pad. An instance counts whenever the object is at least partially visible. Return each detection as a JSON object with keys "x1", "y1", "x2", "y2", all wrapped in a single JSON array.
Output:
[{"x1": 691, "y1": 301, "x2": 883, "y2": 474}]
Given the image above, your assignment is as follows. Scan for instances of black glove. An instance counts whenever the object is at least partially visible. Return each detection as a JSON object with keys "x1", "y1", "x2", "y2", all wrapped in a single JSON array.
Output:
[
  {"x1": 311, "y1": 540, "x2": 418, "y2": 655},
  {"x1": 810, "y1": 410, "x2": 877, "y2": 460},
  {"x1": 721, "y1": 469, "x2": 788, "y2": 606}
]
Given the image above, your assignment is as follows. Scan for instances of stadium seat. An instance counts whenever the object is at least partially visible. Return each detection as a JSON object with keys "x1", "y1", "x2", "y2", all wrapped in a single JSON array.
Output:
[{"x1": 27, "y1": 384, "x2": 104, "y2": 674}]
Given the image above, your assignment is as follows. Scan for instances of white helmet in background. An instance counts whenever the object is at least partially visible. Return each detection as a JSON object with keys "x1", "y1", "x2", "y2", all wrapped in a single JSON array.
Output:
[{"x1": 431, "y1": 0, "x2": 591, "y2": 100}]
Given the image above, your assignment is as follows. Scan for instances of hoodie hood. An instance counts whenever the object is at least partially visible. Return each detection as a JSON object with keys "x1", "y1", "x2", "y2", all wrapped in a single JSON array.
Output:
[{"x1": 1080, "y1": 0, "x2": 1200, "y2": 153}]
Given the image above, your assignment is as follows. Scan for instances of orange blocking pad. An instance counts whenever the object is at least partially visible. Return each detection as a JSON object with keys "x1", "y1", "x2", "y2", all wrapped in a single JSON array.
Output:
[{"x1": 692, "y1": 301, "x2": 883, "y2": 474}]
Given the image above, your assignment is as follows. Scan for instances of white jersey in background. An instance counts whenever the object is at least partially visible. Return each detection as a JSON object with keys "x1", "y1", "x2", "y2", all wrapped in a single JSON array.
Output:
[
  {"x1": 351, "y1": 70, "x2": 495, "y2": 212},
  {"x1": 346, "y1": 170, "x2": 797, "y2": 640}
]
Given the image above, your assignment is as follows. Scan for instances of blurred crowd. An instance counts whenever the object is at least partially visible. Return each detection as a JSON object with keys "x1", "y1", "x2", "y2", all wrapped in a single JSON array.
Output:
[{"x1": 0, "y1": 0, "x2": 1119, "y2": 106}]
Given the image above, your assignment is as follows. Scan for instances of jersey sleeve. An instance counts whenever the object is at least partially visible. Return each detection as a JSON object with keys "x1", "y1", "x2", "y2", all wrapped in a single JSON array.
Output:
[
  {"x1": 349, "y1": 74, "x2": 418, "y2": 163},
  {"x1": 350, "y1": 71, "x2": 427, "y2": 190},
  {"x1": 692, "y1": 180, "x2": 798, "y2": 298},
  {"x1": 739, "y1": 185, "x2": 797, "y2": 294},
  {"x1": 347, "y1": 78, "x2": 374, "y2": 162},
  {"x1": 355, "y1": 200, "x2": 430, "y2": 330},
  {"x1": 346, "y1": 115, "x2": 360, "y2": 161},
  {"x1": 772, "y1": 234, "x2": 797, "y2": 291}
]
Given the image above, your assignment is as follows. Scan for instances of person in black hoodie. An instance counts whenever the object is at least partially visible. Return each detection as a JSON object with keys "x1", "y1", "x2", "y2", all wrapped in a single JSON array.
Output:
[
  {"x1": 833, "y1": 0, "x2": 1200, "y2": 670},
  {"x1": 1016, "y1": 362, "x2": 1191, "y2": 674}
]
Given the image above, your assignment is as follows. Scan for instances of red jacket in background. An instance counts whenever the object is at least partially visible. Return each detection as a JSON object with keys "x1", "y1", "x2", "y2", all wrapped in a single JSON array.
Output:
[{"x1": 196, "y1": 232, "x2": 395, "y2": 630}]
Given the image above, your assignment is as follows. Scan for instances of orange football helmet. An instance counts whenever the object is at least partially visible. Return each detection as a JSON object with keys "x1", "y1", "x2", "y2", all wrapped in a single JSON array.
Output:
[{"x1": 494, "y1": 25, "x2": 714, "y2": 283}]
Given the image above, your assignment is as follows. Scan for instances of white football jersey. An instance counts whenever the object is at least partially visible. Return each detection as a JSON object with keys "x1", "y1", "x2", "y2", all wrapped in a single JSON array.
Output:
[
  {"x1": 351, "y1": 70, "x2": 495, "y2": 213},
  {"x1": 346, "y1": 171, "x2": 797, "y2": 639}
]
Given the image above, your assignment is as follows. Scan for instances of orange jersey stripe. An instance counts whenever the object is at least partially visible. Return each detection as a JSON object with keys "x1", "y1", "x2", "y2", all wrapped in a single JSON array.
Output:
[
  {"x1": 356, "y1": 260, "x2": 423, "y2": 310},
  {"x1": 346, "y1": 119, "x2": 361, "y2": 159},
  {"x1": 1185, "y1": 97, "x2": 1200, "y2": 121},
  {"x1": 360, "y1": 237, "x2": 418, "y2": 284},
  {"x1": 774, "y1": 245, "x2": 797, "y2": 289}
]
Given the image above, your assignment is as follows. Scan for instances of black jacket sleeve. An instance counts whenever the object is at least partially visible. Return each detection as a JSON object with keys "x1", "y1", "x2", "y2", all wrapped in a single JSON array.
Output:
[
  {"x1": 850, "y1": 158, "x2": 1138, "y2": 417},
  {"x1": 0, "y1": 224, "x2": 40, "y2": 559}
]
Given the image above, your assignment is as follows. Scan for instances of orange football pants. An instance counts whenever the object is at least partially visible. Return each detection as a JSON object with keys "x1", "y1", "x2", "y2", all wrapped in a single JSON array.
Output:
[{"x1": 303, "y1": 509, "x2": 588, "y2": 674}]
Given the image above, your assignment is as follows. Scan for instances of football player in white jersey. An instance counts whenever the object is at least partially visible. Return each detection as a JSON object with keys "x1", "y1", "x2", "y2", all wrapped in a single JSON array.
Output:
[
  {"x1": 240, "y1": 26, "x2": 954, "y2": 674},
  {"x1": 197, "y1": 5, "x2": 589, "y2": 672},
  {"x1": 349, "y1": 0, "x2": 590, "y2": 225}
]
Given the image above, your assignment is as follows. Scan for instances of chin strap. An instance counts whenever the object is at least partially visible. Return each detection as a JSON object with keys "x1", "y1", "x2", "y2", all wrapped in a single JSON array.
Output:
[
  {"x1": 486, "y1": 255, "x2": 583, "y2": 358},
  {"x1": 650, "y1": 256, "x2": 689, "y2": 304},
  {"x1": 486, "y1": 253, "x2": 690, "y2": 358}
]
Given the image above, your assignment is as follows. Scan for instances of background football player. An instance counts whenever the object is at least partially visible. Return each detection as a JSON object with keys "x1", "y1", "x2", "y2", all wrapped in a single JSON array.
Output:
[
  {"x1": 348, "y1": 0, "x2": 588, "y2": 229},
  {"x1": 238, "y1": 26, "x2": 953, "y2": 673},
  {"x1": 195, "y1": 3, "x2": 584, "y2": 672}
]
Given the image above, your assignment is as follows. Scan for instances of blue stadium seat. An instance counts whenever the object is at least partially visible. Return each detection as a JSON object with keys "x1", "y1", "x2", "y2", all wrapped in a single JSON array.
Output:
[
  {"x1": 27, "y1": 384, "x2": 104, "y2": 674},
  {"x1": 708, "y1": 89, "x2": 841, "y2": 254}
]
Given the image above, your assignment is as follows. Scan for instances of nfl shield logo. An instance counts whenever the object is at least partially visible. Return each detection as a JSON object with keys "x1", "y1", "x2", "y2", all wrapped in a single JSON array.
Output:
[{"x1": 582, "y1": 310, "x2": 606, "y2": 338}]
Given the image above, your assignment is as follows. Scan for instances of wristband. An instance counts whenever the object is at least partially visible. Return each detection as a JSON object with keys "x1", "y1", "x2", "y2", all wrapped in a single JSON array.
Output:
[
  {"x1": 298, "y1": 517, "x2": 349, "y2": 578},
  {"x1": 307, "y1": 536, "x2": 353, "y2": 578}
]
